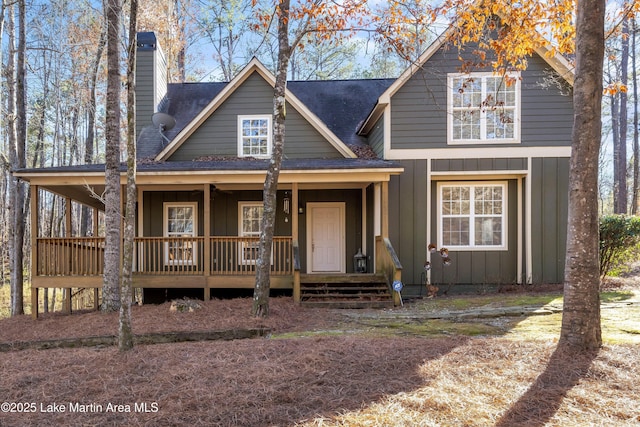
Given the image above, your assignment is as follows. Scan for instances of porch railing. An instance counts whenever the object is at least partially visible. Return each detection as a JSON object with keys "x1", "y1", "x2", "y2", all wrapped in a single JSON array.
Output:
[
  {"x1": 37, "y1": 237, "x2": 105, "y2": 276},
  {"x1": 211, "y1": 236, "x2": 293, "y2": 275},
  {"x1": 35, "y1": 236, "x2": 293, "y2": 277}
]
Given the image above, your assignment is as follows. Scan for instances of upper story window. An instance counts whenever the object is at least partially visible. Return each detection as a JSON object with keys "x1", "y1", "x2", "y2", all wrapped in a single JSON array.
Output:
[
  {"x1": 238, "y1": 115, "x2": 272, "y2": 157},
  {"x1": 438, "y1": 182, "x2": 507, "y2": 250},
  {"x1": 447, "y1": 73, "x2": 520, "y2": 144}
]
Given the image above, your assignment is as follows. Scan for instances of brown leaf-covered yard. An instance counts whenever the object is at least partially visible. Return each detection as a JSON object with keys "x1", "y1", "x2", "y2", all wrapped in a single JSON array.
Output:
[{"x1": 1, "y1": 279, "x2": 639, "y2": 426}]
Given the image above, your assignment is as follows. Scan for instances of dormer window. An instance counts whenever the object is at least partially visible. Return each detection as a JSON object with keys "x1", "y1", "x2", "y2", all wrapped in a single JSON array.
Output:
[
  {"x1": 238, "y1": 115, "x2": 272, "y2": 157},
  {"x1": 447, "y1": 72, "x2": 520, "y2": 144}
]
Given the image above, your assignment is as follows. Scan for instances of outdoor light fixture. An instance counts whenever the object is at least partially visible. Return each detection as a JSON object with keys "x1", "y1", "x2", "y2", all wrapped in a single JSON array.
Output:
[
  {"x1": 283, "y1": 191, "x2": 290, "y2": 215},
  {"x1": 354, "y1": 248, "x2": 367, "y2": 273}
]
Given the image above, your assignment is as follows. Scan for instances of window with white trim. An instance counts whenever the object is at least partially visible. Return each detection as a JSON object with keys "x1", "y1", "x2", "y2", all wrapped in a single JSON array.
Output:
[
  {"x1": 438, "y1": 182, "x2": 507, "y2": 249},
  {"x1": 238, "y1": 115, "x2": 272, "y2": 157},
  {"x1": 239, "y1": 202, "x2": 264, "y2": 264},
  {"x1": 163, "y1": 202, "x2": 198, "y2": 265},
  {"x1": 448, "y1": 73, "x2": 520, "y2": 144}
]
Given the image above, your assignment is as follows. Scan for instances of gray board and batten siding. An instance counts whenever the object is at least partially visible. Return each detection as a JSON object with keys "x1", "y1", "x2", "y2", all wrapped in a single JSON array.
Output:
[
  {"x1": 168, "y1": 73, "x2": 344, "y2": 161},
  {"x1": 387, "y1": 157, "x2": 569, "y2": 286},
  {"x1": 529, "y1": 157, "x2": 569, "y2": 284},
  {"x1": 141, "y1": 188, "x2": 366, "y2": 275},
  {"x1": 389, "y1": 51, "x2": 574, "y2": 150},
  {"x1": 142, "y1": 190, "x2": 293, "y2": 238},
  {"x1": 368, "y1": 116, "x2": 385, "y2": 158},
  {"x1": 427, "y1": 178, "x2": 520, "y2": 286},
  {"x1": 380, "y1": 44, "x2": 572, "y2": 286}
]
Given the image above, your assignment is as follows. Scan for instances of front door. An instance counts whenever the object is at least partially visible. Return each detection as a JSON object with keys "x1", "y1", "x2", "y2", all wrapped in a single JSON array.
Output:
[{"x1": 307, "y1": 202, "x2": 345, "y2": 273}]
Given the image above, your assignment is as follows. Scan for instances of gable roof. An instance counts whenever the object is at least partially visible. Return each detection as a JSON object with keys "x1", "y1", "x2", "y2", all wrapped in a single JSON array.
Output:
[
  {"x1": 151, "y1": 58, "x2": 371, "y2": 161},
  {"x1": 358, "y1": 24, "x2": 575, "y2": 135}
]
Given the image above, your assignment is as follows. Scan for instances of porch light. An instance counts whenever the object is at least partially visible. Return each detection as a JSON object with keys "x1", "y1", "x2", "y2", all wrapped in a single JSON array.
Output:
[
  {"x1": 354, "y1": 248, "x2": 367, "y2": 273},
  {"x1": 283, "y1": 191, "x2": 291, "y2": 215}
]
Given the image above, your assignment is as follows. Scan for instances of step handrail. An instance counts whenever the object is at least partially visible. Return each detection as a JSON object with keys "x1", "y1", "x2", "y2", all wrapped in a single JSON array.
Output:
[{"x1": 375, "y1": 236, "x2": 403, "y2": 306}]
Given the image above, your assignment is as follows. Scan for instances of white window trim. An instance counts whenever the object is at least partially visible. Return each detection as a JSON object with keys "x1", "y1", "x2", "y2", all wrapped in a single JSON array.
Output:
[
  {"x1": 238, "y1": 202, "x2": 272, "y2": 265},
  {"x1": 437, "y1": 181, "x2": 508, "y2": 251},
  {"x1": 447, "y1": 72, "x2": 521, "y2": 145},
  {"x1": 163, "y1": 202, "x2": 198, "y2": 265},
  {"x1": 237, "y1": 115, "x2": 272, "y2": 158}
]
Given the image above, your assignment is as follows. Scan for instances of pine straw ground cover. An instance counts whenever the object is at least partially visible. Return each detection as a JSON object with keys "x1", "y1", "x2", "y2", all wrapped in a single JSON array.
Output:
[{"x1": 0, "y1": 285, "x2": 639, "y2": 426}]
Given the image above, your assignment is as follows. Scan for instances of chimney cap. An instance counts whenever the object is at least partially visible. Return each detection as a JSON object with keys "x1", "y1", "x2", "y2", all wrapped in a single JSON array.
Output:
[{"x1": 137, "y1": 32, "x2": 157, "y2": 50}]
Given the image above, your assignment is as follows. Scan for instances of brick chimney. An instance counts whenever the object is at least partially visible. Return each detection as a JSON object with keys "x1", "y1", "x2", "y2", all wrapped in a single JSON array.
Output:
[{"x1": 135, "y1": 32, "x2": 167, "y2": 139}]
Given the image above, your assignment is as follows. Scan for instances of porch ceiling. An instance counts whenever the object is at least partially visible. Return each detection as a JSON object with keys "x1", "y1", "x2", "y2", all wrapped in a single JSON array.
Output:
[{"x1": 41, "y1": 184, "x2": 106, "y2": 210}]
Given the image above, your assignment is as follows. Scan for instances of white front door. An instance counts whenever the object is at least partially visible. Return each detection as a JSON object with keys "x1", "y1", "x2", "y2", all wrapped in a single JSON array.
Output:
[{"x1": 307, "y1": 202, "x2": 345, "y2": 273}]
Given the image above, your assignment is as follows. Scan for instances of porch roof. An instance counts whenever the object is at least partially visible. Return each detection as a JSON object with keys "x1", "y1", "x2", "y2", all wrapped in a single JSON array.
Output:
[
  {"x1": 15, "y1": 157, "x2": 402, "y2": 175},
  {"x1": 14, "y1": 158, "x2": 404, "y2": 210}
]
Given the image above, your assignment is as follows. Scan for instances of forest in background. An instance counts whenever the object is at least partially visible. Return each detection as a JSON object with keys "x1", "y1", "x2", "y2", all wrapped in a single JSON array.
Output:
[
  {"x1": 0, "y1": 0, "x2": 434, "y2": 305},
  {"x1": 0, "y1": 0, "x2": 636, "y2": 316}
]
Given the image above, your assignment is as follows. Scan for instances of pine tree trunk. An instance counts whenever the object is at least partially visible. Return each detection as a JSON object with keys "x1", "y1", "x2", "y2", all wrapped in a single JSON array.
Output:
[
  {"x1": 15, "y1": 0, "x2": 26, "y2": 316},
  {"x1": 6, "y1": 2, "x2": 18, "y2": 315},
  {"x1": 614, "y1": 16, "x2": 629, "y2": 214},
  {"x1": 119, "y1": 0, "x2": 138, "y2": 352},
  {"x1": 7, "y1": 0, "x2": 27, "y2": 316},
  {"x1": 81, "y1": 24, "x2": 106, "y2": 236},
  {"x1": 252, "y1": 0, "x2": 291, "y2": 318},
  {"x1": 632, "y1": 18, "x2": 639, "y2": 214},
  {"x1": 102, "y1": 0, "x2": 122, "y2": 312},
  {"x1": 560, "y1": 0, "x2": 604, "y2": 350}
]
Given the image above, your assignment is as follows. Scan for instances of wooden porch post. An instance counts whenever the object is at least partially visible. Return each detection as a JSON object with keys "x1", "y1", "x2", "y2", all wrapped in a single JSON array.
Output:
[
  {"x1": 203, "y1": 183, "x2": 211, "y2": 301},
  {"x1": 63, "y1": 197, "x2": 72, "y2": 314},
  {"x1": 381, "y1": 181, "x2": 389, "y2": 238},
  {"x1": 93, "y1": 207, "x2": 100, "y2": 310},
  {"x1": 30, "y1": 185, "x2": 39, "y2": 319},
  {"x1": 136, "y1": 187, "x2": 143, "y2": 305},
  {"x1": 361, "y1": 187, "x2": 367, "y2": 267},
  {"x1": 292, "y1": 183, "x2": 300, "y2": 303}
]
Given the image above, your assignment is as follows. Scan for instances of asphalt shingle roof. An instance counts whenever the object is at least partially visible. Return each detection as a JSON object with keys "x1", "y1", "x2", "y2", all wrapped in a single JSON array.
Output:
[
  {"x1": 136, "y1": 77, "x2": 394, "y2": 160},
  {"x1": 137, "y1": 82, "x2": 227, "y2": 159},
  {"x1": 287, "y1": 79, "x2": 394, "y2": 146},
  {"x1": 18, "y1": 74, "x2": 399, "y2": 176}
]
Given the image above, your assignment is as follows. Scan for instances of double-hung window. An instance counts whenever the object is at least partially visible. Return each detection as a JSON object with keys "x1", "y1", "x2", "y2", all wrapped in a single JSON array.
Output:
[
  {"x1": 438, "y1": 182, "x2": 507, "y2": 250},
  {"x1": 163, "y1": 202, "x2": 198, "y2": 265},
  {"x1": 238, "y1": 115, "x2": 272, "y2": 157},
  {"x1": 239, "y1": 202, "x2": 264, "y2": 264},
  {"x1": 448, "y1": 72, "x2": 520, "y2": 144}
]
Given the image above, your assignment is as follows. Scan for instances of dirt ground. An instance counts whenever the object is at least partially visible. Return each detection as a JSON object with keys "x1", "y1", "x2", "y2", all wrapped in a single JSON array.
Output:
[{"x1": 0, "y1": 279, "x2": 638, "y2": 426}]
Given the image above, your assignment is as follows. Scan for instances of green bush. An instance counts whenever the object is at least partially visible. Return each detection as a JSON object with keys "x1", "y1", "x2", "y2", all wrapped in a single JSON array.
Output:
[{"x1": 599, "y1": 215, "x2": 640, "y2": 278}]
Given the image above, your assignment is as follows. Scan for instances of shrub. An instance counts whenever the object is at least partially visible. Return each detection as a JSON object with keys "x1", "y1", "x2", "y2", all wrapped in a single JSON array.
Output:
[{"x1": 599, "y1": 215, "x2": 640, "y2": 278}]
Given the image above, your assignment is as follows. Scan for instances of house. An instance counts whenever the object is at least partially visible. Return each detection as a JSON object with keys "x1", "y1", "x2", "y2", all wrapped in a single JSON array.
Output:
[{"x1": 15, "y1": 29, "x2": 573, "y2": 318}]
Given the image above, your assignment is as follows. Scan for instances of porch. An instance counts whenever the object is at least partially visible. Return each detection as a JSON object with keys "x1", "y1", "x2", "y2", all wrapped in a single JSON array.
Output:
[
  {"x1": 17, "y1": 160, "x2": 405, "y2": 318},
  {"x1": 30, "y1": 235, "x2": 403, "y2": 315}
]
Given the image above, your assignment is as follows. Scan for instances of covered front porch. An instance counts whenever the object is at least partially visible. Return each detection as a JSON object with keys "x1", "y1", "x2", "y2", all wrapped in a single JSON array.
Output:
[{"x1": 19, "y1": 160, "x2": 404, "y2": 318}]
